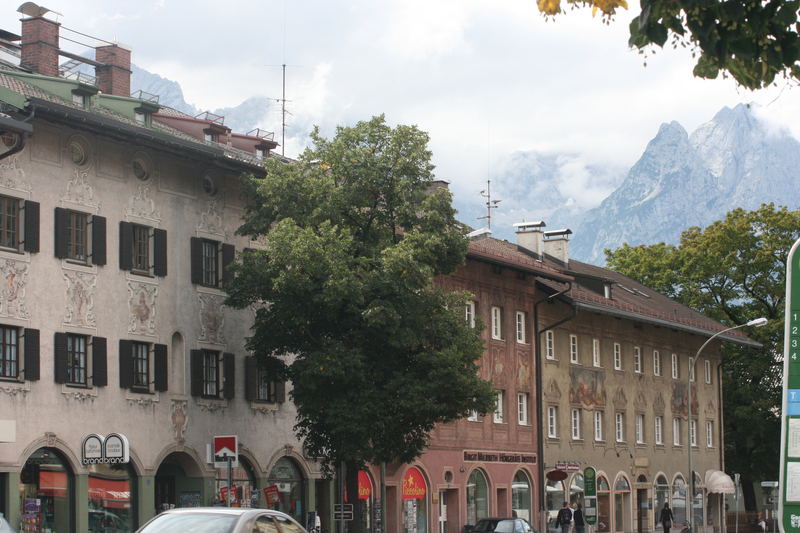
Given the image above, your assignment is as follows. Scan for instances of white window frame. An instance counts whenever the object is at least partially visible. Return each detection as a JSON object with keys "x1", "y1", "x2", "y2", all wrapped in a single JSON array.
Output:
[
  {"x1": 655, "y1": 416, "x2": 663, "y2": 445},
  {"x1": 673, "y1": 418, "x2": 681, "y2": 446},
  {"x1": 635, "y1": 413, "x2": 645, "y2": 444},
  {"x1": 516, "y1": 311, "x2": 526, "y2": 344},
  {"x1": 634, "y1": 346, "x2": 642, "y2": 373},
  {"x1": 570, "y1": 334, "x2": 579, "y2": 364},
  {"x1": 548, "y1": 406, "x2": 558, "y2": 438},
  {"x1": 467, "y1": 410, "x2": 479, "y2": 422},
  {"x1": 518, "y1": 392, "x2": 529, "y2": 425},
  {"x1": 690, "y1": 419, "x2": 697, "y2": 447},
  {"x1": 594, "y1": 411, "x2": 603, "y2": 441},
  {"x1": 592, "y1": 338, "x2": 601, "y2": 367},
  {"x1": 615, "y1": 412, "x2": 625, "y2": 442},
  {"x1": 704, "y1": 359, "x2": 712, "y2": 384},
  {"x1": 465, "y1": 301, "x2": 476, "y2": 328},
  {"x1": 613, "y1": 343, "x2": 622, "y2": 370},
  {"x1": 571, "y1": 408, "x2": 581, "y2": 440},
  {"x1": 706, "y1": 420, "x2": 714, "y2": 447},
  {"x1": 545, "y1": 330, "x2": 555, "y2": 360},
  {"x1": 491, "y1": 306, "x2": 502, "y2": 340},
  {"x1": 494, "y1": 390, "x2": 505, "y2": 423},
  {"x1": 653, "y1": 350, "x2": 661, "y2": 376},
  {"x1": 671, "y1": 353, "x2": 679, "y2": 379}
]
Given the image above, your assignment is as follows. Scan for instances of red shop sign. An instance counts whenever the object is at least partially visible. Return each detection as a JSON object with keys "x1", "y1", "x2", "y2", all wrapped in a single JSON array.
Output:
[
  {"x1": 358, "y1": 471, "x2": 372, "y2": 500},
  {"x1": 264, "y1": 485, "x2": 280, "y2": 504},
  {"x1": 401, "y1": 467, "x2": 426, "y2": 501}
]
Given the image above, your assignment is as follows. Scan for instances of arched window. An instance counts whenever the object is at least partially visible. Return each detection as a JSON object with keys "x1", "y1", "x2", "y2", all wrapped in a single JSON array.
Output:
[
  {"x1": 512, "y1": 471, "x2": 532, "y2": 522},
  {"x1": 467, "y1": 469, "x2": 489, "y2": 526},
  {"x1": 654, "y1": 475, "x2": 669, "y2": 517},
  {"x1": 88, "y1": 463, "x2": 136, "y2": 532},
  {"x1": 613, "y1": 476, "x2": 631, "y2": 533},
  {"x1": 671, "y1": 476, "x2": 686, "y2": 527},
  {"x1": 216, "y1": 456, "x2": 258, "y2": 507},
  {"x1": 20, "y1": 448, "x2": 74, "y2": 533},
  {"x1": 267, "y1": 457, "x2": 306, "y2": 521},
  {"x1": 597, "y1": 476, "x2": 611, "y2": 533},
  {"x1": 570, "y1": 474, "x2": 585, "y2": 506},
  {"x1": 402, "y1": 467, "x2": 428, "y2": 533},
  {"x1": 691, "y1": 472, "x2": 704, "y2": 528}
]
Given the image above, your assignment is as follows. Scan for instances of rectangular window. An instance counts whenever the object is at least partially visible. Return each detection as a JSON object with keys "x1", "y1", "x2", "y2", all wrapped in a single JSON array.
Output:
[
  {"x1": 67, "y1": 334, "x2": 87, "y2": 386},
  {"x1": 689, "y1": 362, "x2": 695, "y2": 382},
  {"x1": 131, "y1": 342, "x2": 150, "y2": 390},
  {"x1": 704, "y1": 360, "x2": 712, "y2": 384},
  {"x1": 672, "y1": 353, "x2": 679, "y2": 379},
  {"x1": 467, "y1": 410, "x2": 479, "y2": 422},
  {"x1": 134, "y1": 111, "x2": 146, "y2": 124},
  {"x1": 673, "y1": 418, "x2": 681, "y2": 446},
  {"x1": 202, "y1": 239, "x2": 219, "y2": 287},
  {"x1": 571, "y1": 409, "x2": 581, "y2": 440},
  {"x1": 72, "y1": 92, "x2": 86, "y2": 107},
  {"x1": 570, "y1": 334, "x2": 579, "y2": 364},
  {"x1": 690, "y1": 419, "x2": 697, "y2": 447},
  {"x1": 653, "y1": 350, "x2": 661, "y2": 376},
  {"x1": 0, "y1": 195, "x2": 19, "y2": 250},
  {"x1": 594, "y1": 411, "x2": 603, "y2": 441},
  {"x1": 655, "y1": 416, "x2": 663, "y2": 445},
  {"x1": 545, "y1": 330, "x2": 555, "y2": 360},
  {"x1": 0, "y1": 325, "x2": 19, "y2": 379},
  {"x1": 548, "y1": 406, "x2": 558, "y2": 438},
  {"x1": 67, "y1": 211, "x2": 88, "y2": 262},
  {"x1": 592, "y1": 338, "x2": 601, "y2": 367},
  {"x1": 493, "y1": 390, "x2": 505, "y2": 423},
  {"x1": 516, "y1": 311, "x2": 526, "y2": 343},
  {"x1": 615, "y1": 412, "x2": 625, "y2": 442},
  {"x1": 613, "y1": 343, "x2": 622, "y2": 370},
  {"x1": 634, "y1": 346, "x2": 642, "y2": 373},
  {"x1": 636, "y1": 413, "x2": 645, "y2": 444},
  {"x1": 465, "y1": 301, "x2": 476, "y2": 328},
  {"x1": 202, "y1": 350, "x2": 220, "y2": 397},
  {"x1": 518, "y1": 392, "x2": 529, "y2": 425},
  {"x1": 706, "y1": 421, "x2": 714, "y2": 447},
  {"x1": 132, "y1": 224, "x2": 150, "y2": 273},
  {"x1": 256, "y1": 364, "x2": 276, "y2": 402}
]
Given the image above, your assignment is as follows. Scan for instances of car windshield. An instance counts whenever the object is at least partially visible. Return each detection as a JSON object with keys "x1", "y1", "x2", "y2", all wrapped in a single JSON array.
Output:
[
  {"x1": 474, "y1": 520, "x2": 501, "y2": 532},
  {"x1": 494, "y1": 520, "x2": 516, "y2": 533},
  {"x1": 138, "y1": 512, "x2": 239, "y2": 533}
]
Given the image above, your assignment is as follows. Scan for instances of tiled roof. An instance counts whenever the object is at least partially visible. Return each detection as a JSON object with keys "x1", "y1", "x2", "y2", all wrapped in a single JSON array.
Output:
[{"x1": 467, "y1": 237, "x2": 572, "y2": 281}]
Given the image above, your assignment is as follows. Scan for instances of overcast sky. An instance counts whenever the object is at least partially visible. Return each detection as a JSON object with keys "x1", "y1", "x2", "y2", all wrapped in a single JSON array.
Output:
[{"x1": 2, "y1": 0, "x2": 798, "y2": 231}]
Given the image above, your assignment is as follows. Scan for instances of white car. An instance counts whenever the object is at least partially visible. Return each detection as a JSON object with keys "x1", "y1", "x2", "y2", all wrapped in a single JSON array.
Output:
[{"x1": 136, "y1": 507, "x2": 309, "y2": 533}]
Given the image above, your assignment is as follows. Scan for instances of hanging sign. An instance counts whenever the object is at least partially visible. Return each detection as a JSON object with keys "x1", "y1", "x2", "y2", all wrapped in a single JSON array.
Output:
[
  {"x1": 359, "y1": 471, "x2": 373, "y2": 500},
  {"x1": 213, "y1": 435, "x2": 238, "y2": 468},
  {"x1": 81, "y1": 433, "x2": 130, "y2": 464}
]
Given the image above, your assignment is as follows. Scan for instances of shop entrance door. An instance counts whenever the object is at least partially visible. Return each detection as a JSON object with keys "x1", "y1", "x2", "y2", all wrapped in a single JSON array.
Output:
[
  {"x1": 155, "y1": 476, "x2": 175, "y2": 512},
  {"x1": 439, "y1": 491, "x2": 447, "y2": 533},
  {"x1": 636, "y1": 490, "x2": 647, "y2": 533}
]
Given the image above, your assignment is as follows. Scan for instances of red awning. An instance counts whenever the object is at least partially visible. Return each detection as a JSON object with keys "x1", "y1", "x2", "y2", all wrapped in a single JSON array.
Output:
[
  {"x1": 38, "y1": 471, "x2": 67, "y2": 498},
  {"x1": 88, "y1": 476, "x2": 131, "y2": 509},
  {"x1": 402, "y1": 467, "x2": 426, "y2": 501}
]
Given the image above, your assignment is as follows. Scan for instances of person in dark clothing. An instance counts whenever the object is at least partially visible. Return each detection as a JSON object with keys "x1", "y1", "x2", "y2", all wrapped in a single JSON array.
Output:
[
  {"x1": 555, "y1": 502, "x2": 573, "y2": 533},
  {"x1": 573, "y1": 503, "x2": 585, "y2": 533},
  {"x1": 659, "y1": 503, "x2": 674, "y2": 533}
]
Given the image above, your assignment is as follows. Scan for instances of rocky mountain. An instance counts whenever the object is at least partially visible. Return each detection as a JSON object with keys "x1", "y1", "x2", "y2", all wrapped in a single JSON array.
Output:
[{"x1": 570, "y1": 104, "x2": 800, "y2": 264}]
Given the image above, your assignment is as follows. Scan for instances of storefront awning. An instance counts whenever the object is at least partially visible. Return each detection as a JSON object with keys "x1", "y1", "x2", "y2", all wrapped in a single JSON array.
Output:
[{"x1": 704, "y1": 470, "x2": 735, "y2": 494}]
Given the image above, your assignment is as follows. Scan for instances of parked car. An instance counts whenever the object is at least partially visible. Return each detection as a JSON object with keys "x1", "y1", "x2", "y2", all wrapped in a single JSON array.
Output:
[
  {"x1": 135, "y1": 507, "x2": 309, "y2": 533},
  {"x1": 470, "y1": 517, "x2": 537, "y2": 533}
]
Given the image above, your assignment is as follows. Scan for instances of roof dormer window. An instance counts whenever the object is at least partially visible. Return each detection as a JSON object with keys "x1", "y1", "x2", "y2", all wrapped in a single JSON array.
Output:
[
  {"x1": 135, "y1": 111, "x2": 147, "y2": 125},
  {"x1": 255, "y1": 147, "x2": 265, "y2": 159},
  {"x1": 72, "y1": 92, "x2": 86, "y2": 108},
  {"x1": 204, "y1": 132, "x2": 215, "y2": 142}
]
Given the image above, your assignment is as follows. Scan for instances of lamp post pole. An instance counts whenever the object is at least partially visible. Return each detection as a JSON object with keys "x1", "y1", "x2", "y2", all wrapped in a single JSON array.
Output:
[{"x1": 687, "y1": 317, "x2": 767, "y2": 533}]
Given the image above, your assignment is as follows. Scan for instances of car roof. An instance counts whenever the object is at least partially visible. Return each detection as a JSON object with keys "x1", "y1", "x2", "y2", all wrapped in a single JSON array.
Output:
[{"x1": 156, "y1": 508, "x2": 293, "y2": 518}]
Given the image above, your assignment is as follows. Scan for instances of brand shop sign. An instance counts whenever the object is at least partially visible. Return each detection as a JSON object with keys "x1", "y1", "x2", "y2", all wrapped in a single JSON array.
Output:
[
  {"x1": 81, "y1": 433, "x2": 130, "y2": 465},
  {"x1": 463, "y1": 451, "x2": 537, "y2": 464}
]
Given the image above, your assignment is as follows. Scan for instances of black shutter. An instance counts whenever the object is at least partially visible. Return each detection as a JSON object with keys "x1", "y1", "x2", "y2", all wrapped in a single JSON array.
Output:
[
  {"x1": 54, "y1": 207, "x2": 68, "y2": 258},
  {"x1": 153, "y1": 229, "x2": 168, "y2": 277},
  {"x1": 190, "y1": 237, "x2": 203, "y2": 284},
  {"x1": 222, "y1": 243, "x2": 235, "y2": 287},
  {"x1": 190, "y1": 349, "x2": 203, "y2": 396},
  {"x1": 119, "y1": 221, "x2": 133, "y2": 271},
  {"x1": 23, "y1": 200, "x2": 39, "y2": 253},
  {"x1": 23, "y1": 328, "x2": 39, "y2": 381},
  {"x1": 91, "y1": 215, "x2": 106, "y2": 265},
  {"x1": 275, "y1": 380, "x2": 286, "y2": 403},
  {"x1": 154, "y1": 344, "x2": 168, "y2": 392},
  {"x1": 244, "y1": 357, "x2": 257, "y2": 401},
  {"x1": 53, "y1": 332, "x2": 67, "y2": 383},
  {"x1": 92, "y1": 337, "x2": 107, "y2": 387},
  {"x1": 223, "y1": 352, "x2": 235, "y2": 399},
  {"x1": 119, "y1": 340, "x2": 133, "y2": 389}
]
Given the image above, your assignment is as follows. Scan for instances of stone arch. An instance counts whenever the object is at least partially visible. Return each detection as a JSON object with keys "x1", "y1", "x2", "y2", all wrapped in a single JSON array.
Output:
[
  {"x1": 18, "y1": 434, "x2": 82, "y2": 473},
  {"x1": 264, "y1": 445, "x2": 314, "y2": 479},
  {"x1": 152, "y1": 444, "x2": 209, "y2": 477}
]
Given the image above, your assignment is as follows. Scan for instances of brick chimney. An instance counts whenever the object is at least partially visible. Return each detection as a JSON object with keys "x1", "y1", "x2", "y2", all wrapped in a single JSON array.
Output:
[
  {"x1": 20, "y1": 16, "x2": 60, "y2": 77},
  {"x1": 514, "y1": 221, "x2": 546, "y2": 257},
  {"x1": 543, "y1": 229, "x2": 572, "y2": 265},
  {"x1": 95, "y1": 43, "x2": 131, "y2": 96}
]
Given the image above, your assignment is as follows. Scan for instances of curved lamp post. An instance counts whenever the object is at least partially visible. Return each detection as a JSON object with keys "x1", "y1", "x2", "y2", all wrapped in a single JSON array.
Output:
[{"x1": 687, "y1": 317, "x2": 768, "y2": 532}]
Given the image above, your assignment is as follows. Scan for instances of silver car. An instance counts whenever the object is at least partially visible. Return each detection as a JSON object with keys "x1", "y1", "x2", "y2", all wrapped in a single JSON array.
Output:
[{"x1": 136, "y1": 507, "x2": 309, "y2": 533}]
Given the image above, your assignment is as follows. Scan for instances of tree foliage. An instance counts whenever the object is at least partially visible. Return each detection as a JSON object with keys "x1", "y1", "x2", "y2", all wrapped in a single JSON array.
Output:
[
  {"x1": 606, "y1": 204, "x2": 800, "y2": 488},
  {"x1": 227, "y1": 116, "x2": 495, "y2": 474},
  {"x1": 536, "y1": 0, "x2": 800, "y2": 89}
]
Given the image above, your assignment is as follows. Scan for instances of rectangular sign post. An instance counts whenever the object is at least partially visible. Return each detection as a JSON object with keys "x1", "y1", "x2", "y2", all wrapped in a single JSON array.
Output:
[
  {"x1": 584, "y1": 466, "x2": 597, "y2": 527},
  {"x1": 213, "y1": 435, "x2": 238, "y2": 508},
  {"x1": 780, "y1": 238, "x2": 800, "y2": 533}
]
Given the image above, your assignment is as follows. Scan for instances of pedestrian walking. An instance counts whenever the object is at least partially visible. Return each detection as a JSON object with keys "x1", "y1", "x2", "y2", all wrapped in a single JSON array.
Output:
[
  {"x1": 658, "y1": 503, "x2": 674, "y2": 533},
  {"x1": 555, "y1": 502, "x2": 573, "y2": 533},
  {"x1": 573, "y1": 502, "x2": 585, "y2": 533}
]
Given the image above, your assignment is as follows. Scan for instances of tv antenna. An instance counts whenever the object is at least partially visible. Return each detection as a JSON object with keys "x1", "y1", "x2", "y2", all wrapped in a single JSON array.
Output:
[
  {"x1": 477, "y1": 180, "x2": 501, "y2": 229},
  {"x1": 265, "y1": 64, "x2": 298, "y2": 157}
]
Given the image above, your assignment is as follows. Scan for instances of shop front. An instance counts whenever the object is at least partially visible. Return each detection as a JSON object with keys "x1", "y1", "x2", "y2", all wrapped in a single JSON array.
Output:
[
  {"x1": 267, "y1": 457, "x2": 306, "y2": 522},
  {"x1": 511, "y1": 470, "x2": 533, "y2": 523},
  {"x1": 19, "y1": 448, "x2": 74, "y2": 533},
  {"x1": 402, "y1": 467, "x2": 428, "y2": 533},
  {"x1": 87, "y1": 463, "x2": 135, "y2": 533},
  {"x1": 215, "y1": 456, "x2": 259, "y2": 508}
]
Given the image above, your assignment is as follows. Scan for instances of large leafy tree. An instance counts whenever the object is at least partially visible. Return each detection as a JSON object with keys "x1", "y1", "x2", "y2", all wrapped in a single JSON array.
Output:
[
  {"x1": 535, "y1": 0, "x2": 800, "y2": 89},
  {"x1": 606, "y1": 204, "x2": 800, "y2": 508},
  {"x1": 226, "y1": 116, "x2": 495, "y2": 525}
]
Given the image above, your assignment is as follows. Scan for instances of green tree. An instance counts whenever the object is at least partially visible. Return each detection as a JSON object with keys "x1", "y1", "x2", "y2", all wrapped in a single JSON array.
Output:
[
  {"x1": 606, "y1": 203, "x2": 800, "y2": 507},
  {"x1": 226, "y1": 116, "x2": 495, "y2": 527},
  {"x1": 536, "y1": 0, "x2": 800, "y2": 89}
]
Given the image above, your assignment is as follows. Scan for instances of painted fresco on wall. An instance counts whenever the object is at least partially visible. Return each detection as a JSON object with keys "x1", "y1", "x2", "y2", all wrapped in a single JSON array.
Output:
[
  {"x1": 569, "y1": 368, "x2": 606, "y2": 408},
  {"x1": 671, "y1": 383, "x2": 699, "y2": 417}
]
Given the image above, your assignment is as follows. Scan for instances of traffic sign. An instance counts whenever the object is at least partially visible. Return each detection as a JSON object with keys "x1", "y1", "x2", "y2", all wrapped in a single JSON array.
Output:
[
  {"x1": 213, "y1": 435, "x2": 238, "y2": 468},
  {"x1": 780, "y1": 238, "x2": 800, "y2": 533}
]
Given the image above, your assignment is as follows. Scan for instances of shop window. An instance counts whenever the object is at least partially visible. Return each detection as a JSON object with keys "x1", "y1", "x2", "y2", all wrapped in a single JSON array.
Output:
[
  {"x1": 119, "y1": 222, "x2": 167, "y2": 276},
  {"x1": 671, "y1": 477, "x2": 687, "y2": 526},
  {"x1": 54, "y1": 333, "x2": 107, "y2": 388},
  {"x1": 546, "y1": 479, "x2": 565, "y2": 533},
  {"x1": 190, "y1": 350, "x2": 235, "y2": 399},
  {"x1": 118, "y1": 340, "x2": 168, "y2": 393},
  {"x1": 596, "y1": 476, "x2": 611, "y2": 533},
  {"x1": 88, "y1": 463, "x2": 135, "y2": 532},
  {"x1": 54, "y1": 208, "x2": 106, "y2": 265},
  {"x1": 0, "y1": 195, "x2": 39, "y2": 253},
  {"x1": 20, "y1": 448, "x2": 74, "y2": 533},
  {"x1": 216, "y1": 457, "x2": 258, "y2": 507},
  {"x1": 654, "y1": 475, "x2": 669, "y2": 521},
  {"x1": 466, "y1": 469, "x2": 489, "y2": 527},
  {"x1": 613, "y1": 476, "x2": 631, "y2": 533},
  {"x1": 570, "y1": 473, "x2": 585, "y2": 506},
  {"x1": 512, "y1": 471, "x2": 532, "y2": 523},
  {"x1": 267, "y1": 457, "x2": 306, "y2": 523},
  {"x1": 190, "y1": 237, "x2": 234, "y2": 288}
]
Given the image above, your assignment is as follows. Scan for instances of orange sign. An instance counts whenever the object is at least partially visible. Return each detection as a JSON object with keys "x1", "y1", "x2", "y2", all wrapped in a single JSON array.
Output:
[
  {"x1": 401, "y1": 467, "x2": 426, "y2": 501},
  {"x1": 358, "y1": 471, "x2": 372, "y2": 500}
]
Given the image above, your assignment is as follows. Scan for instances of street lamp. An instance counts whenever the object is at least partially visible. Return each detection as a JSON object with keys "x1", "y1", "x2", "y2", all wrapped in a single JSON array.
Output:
[{"x1": 687, "y1": 317, "x2": 768, "y2": 532}]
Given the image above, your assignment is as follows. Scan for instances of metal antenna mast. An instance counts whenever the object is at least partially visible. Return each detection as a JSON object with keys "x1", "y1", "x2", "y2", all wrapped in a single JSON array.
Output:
[{"x1": 477, "y1": 180, "x2": 501, "y2": 229}]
